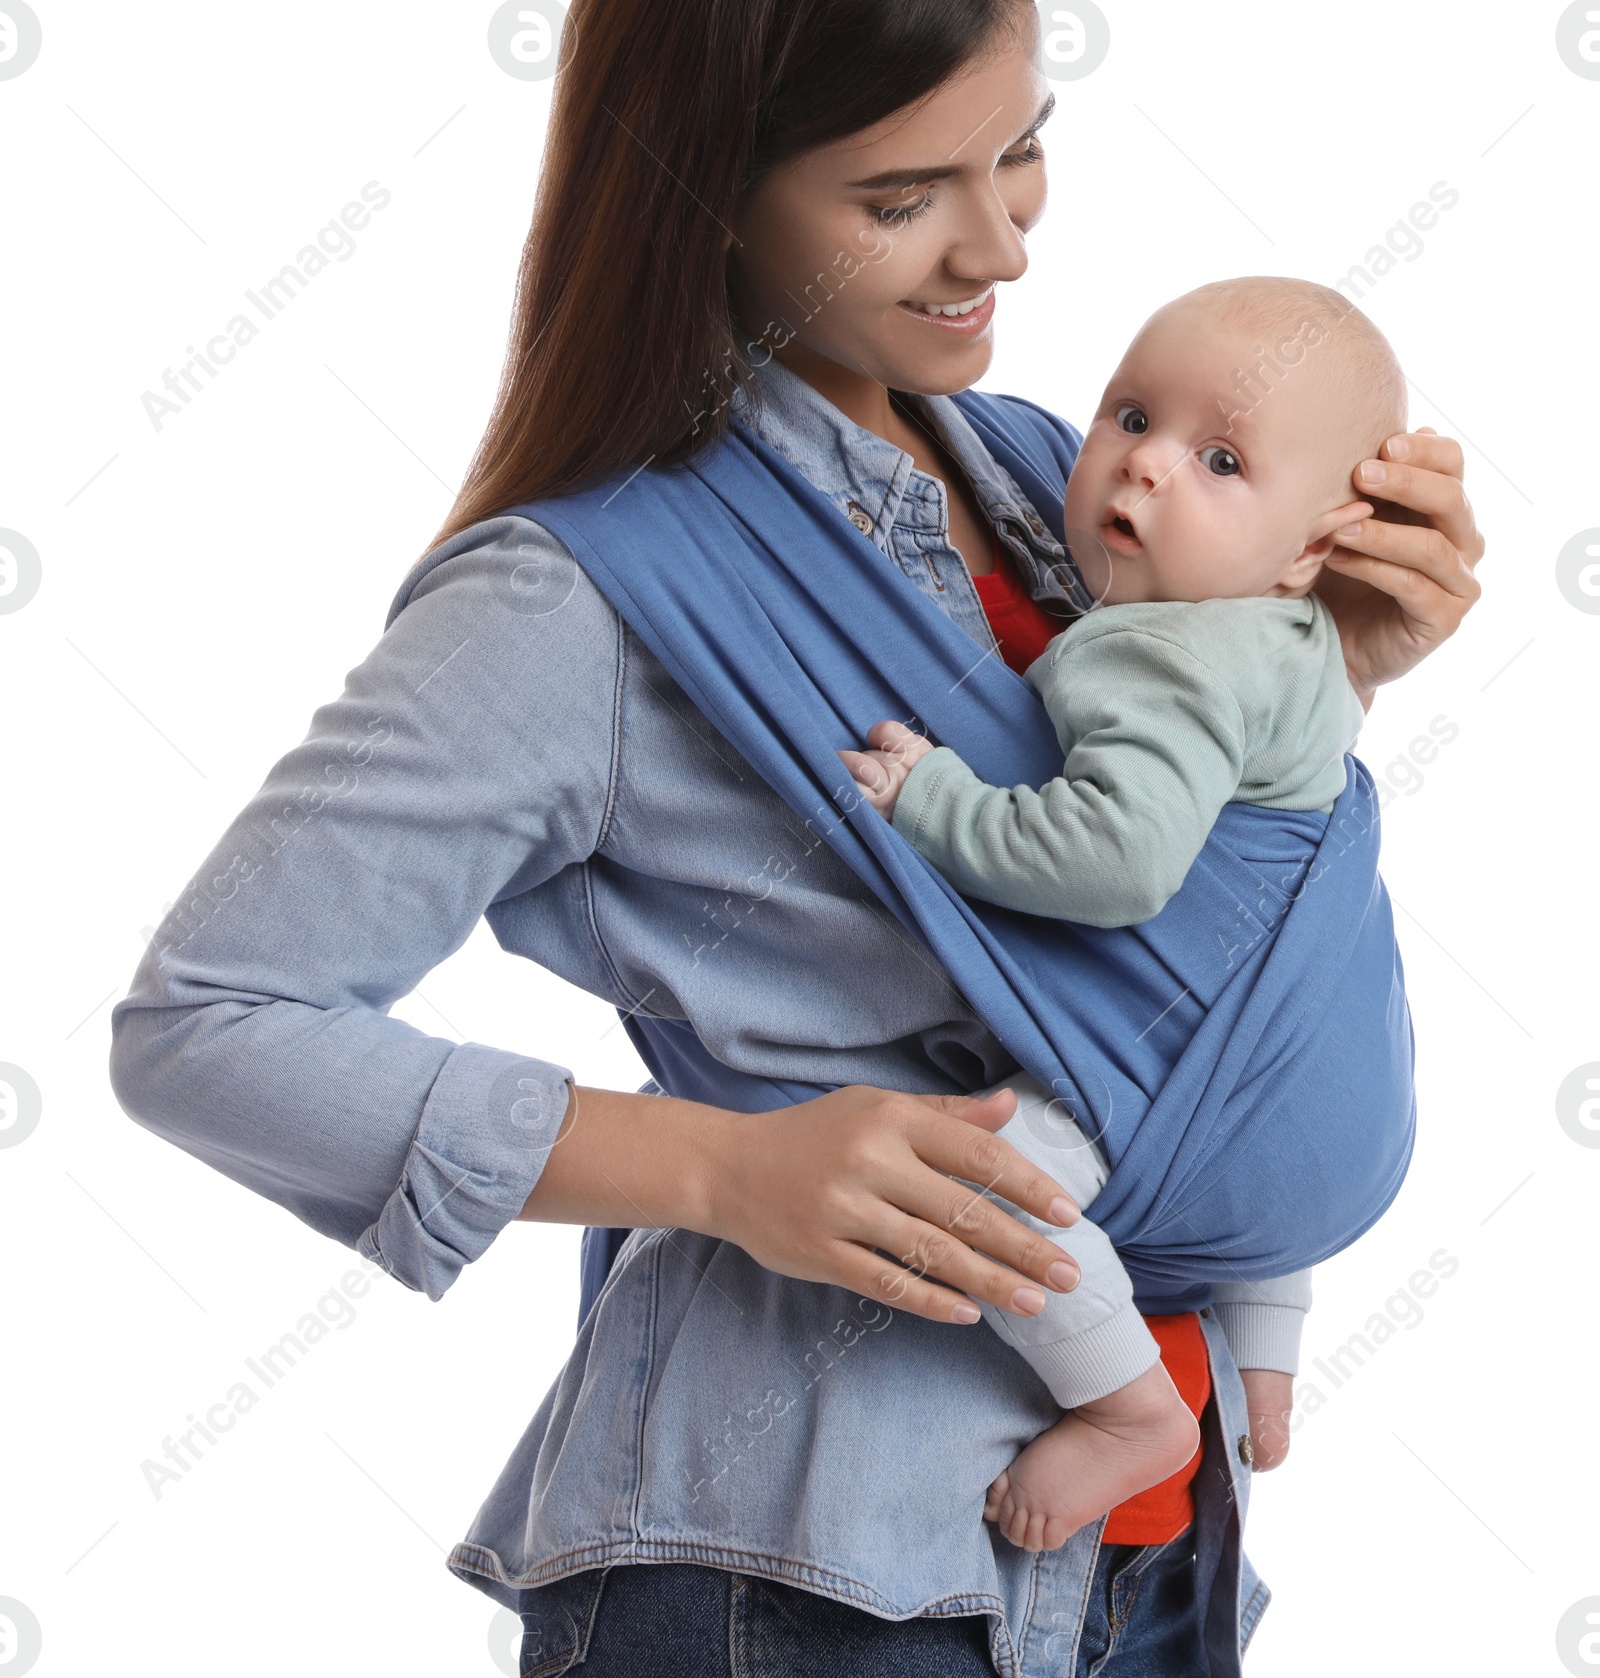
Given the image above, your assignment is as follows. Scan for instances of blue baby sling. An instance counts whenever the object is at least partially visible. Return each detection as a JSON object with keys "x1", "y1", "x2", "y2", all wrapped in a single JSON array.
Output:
[{"x1": 510, "y1": 388, "x2": 1415, "y2": 1320}]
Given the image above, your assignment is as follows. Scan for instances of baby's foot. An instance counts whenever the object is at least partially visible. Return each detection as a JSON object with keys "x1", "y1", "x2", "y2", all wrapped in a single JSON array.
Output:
[{"x1": 983, "y1": 1363, "x2": 1200, "y2": 1552}]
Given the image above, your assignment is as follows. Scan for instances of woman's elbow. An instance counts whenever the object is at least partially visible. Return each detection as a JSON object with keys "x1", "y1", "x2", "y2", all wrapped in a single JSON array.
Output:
[
  {"x1": 107, "y1": 997, "x2": 169, "y2": 1130},
  {"x1": 107, "y1": 992, "x2": 204, "y2": 1139}
]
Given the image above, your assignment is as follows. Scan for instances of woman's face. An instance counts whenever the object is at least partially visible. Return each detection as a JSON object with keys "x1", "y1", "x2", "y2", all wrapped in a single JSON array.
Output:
[{"x1": 729, "y1": 17, "x2": 1051, "y2": 397}]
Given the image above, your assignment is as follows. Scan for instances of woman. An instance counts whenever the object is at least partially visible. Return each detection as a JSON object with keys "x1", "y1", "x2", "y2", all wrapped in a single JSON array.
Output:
[{"x1": 109, "y1": 1, "x2": 1483, "y2": 1672}]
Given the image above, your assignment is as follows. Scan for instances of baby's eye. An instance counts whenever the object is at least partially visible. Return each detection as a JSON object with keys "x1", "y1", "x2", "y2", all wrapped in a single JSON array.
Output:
[
  {"x1": 1114, "y1": 404, "x2": 1148, "y2": 435},
  {"x1": 1199, "y1": 445, "x2": 1242, "y2": 477}
]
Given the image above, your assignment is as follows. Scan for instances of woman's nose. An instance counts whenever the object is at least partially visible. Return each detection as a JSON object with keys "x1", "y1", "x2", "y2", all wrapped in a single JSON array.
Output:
[{"x1": 945, "y1": 186, "x2": 1029, "y2": 286}]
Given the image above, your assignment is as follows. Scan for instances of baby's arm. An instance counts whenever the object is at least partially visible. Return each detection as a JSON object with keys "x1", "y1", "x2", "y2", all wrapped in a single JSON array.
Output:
[
  {"x1": 853, "y1": 629, "x2": 1249, "y2": 928},
  {"x1": 1212, "y1": 1269, "x2": 1313, "y2": 1374}
]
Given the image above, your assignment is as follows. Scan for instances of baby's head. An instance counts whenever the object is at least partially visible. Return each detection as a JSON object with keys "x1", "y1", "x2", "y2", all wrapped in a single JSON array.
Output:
[{"x1": 1062, "y1": 277, "x2": 1408, "y2": 607}]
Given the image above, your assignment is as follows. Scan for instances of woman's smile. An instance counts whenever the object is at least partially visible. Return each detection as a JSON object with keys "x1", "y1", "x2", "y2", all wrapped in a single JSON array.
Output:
[{"x1": 896, "y1": 284, "x2": 997, "y2": 333}]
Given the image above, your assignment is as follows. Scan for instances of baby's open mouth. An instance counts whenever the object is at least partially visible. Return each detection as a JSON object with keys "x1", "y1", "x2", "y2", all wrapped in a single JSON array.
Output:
[{"x1": 1099, "y1": 510, "x2": 1142, "y2": 554}]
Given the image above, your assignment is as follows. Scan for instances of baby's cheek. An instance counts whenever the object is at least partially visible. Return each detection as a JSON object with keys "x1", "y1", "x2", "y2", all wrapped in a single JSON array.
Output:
[{"x1": 1178, "y1": 517, "x2": 1252, "y2": 599}]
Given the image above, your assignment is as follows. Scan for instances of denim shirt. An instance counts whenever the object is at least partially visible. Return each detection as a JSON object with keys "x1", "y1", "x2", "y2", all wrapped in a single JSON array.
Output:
[{"x1": 108, "y1": 353, "x2": 1269, "y2": 1675}]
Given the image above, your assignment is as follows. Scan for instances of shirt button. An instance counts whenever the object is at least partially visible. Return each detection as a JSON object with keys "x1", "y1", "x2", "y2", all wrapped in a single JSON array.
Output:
[
  {"x1": 1026, "y1": 512, "x2": 1048, "y2": 537},
  {"x1": 1238, "y1": 1433, "x2": 1255, "y2": 1467},
  {"x1": 846, "y1": 502, "x2": 873, "y2": 536},
  {"x1": 1199, "y1": 1306, "x2": 1213, "y2": 1319}
]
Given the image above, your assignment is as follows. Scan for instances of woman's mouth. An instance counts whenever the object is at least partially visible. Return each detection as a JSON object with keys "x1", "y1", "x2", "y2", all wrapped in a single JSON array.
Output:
[{"x1": 897, "y1": 285, "x2": 996, "y2": 334}]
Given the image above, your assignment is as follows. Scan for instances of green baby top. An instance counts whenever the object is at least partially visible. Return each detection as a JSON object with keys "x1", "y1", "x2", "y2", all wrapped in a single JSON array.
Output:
[{"x1": 890, "y1": 593, "x2": 1365, "y2": 928}]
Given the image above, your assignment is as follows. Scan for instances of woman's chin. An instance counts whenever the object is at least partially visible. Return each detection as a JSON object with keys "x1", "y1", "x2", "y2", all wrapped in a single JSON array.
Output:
[{"x1": 880, "y1": 334, "x2": 995, "y2": 397}]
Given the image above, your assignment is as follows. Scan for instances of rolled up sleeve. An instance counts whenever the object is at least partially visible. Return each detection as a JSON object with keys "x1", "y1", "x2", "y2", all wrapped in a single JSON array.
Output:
[
  {"x1": 108, "y1": 518, "x2": 620, "y2": 1299},
  {"x1": 356, "y1": 1040, "x2": 575, "y2": 1299}
]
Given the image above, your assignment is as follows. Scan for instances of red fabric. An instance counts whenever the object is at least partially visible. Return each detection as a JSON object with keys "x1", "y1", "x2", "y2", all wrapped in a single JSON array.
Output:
[
  {"x1": 966, "y1": 527, "x2": 1210, "y2": 1544},
  {"x1": 1099, "y1": 1313, "x2": 1210, "y2": 1544},
  {"x1": 968, "y1": 529, "x2": 1065, "y2": 675}
]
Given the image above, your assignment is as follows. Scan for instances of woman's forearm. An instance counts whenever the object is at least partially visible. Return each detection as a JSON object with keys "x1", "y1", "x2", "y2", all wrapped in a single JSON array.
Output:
[
  {"x1": 515, "y1": 1082, "x2": 731, "y2": 1234},
  {"x1": 522, "y1": 1080, "x2": 1093, "y2": 1329}
]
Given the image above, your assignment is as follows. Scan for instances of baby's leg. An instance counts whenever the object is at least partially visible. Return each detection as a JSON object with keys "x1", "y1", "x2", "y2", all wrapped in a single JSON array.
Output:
[
  {"x1": 955, "y1": 1072, "x2": 1196, "y2": 1549},
  {"x1": 954, "y1": 1070, "x2": 1154, "y2": 1405}
]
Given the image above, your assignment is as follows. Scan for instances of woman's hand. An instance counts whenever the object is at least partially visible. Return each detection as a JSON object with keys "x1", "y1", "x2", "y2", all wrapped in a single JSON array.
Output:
[
  {"x1": 703, "y1": 1082, "x2": 1084, "y2": 1325},
  {"x1": 1314, "y1": 427, "x2": 1485, "y2": 707}
]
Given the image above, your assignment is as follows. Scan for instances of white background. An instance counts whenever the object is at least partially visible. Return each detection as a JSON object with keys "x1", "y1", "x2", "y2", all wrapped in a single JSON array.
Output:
[{"x1": 2, "y1": 2, "x2": 1597, "y2": 1674}]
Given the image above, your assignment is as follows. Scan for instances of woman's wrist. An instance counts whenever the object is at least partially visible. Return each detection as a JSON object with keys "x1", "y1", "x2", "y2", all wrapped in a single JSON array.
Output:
[{"x1": 515, "y1": 1080, "x2": 740, "y2": 1237}]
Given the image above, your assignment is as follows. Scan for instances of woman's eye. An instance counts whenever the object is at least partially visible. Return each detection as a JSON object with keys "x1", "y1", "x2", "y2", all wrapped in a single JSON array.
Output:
[
  {"x1": 1000, "y1": 136, "x2": 1044, "y2": 169},
  {"x1": 1113, "y1": 404, "x2": 1148, "y2": 435},
  {"x1": 871, "y1": 192, "x2": 936, "y2": 228},
  {"x1": 1199, "y1": 445, "x2": 1242, "y2": 477}
]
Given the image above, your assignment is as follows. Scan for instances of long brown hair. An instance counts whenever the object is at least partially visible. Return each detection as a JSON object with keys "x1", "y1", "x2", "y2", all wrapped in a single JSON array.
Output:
[{"x1": 428, "y1": 0, "x2": 1029, "y2": 550}]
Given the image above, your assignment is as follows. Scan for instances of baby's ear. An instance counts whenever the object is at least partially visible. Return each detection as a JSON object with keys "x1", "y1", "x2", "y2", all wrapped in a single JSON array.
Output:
[{"x1": 1279, "y1": 498, "x2": 1373, "y2": 586}]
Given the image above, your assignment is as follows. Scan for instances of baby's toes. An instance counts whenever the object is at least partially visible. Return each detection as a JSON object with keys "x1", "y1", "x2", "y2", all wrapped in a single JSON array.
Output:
[
  {"x1": 984, "y1": 1469, "x2": 1010, "y2": 1519},
  {"x1": 1041, "y1": 1514, "x2": 1074, "y2": 1552}
]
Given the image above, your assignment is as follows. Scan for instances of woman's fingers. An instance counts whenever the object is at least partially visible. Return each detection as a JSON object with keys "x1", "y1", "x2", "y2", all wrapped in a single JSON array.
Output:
[
  {"x1": 1326, "y1": 497, "x2": 1375, "y2": 532},
  {"x1": 1381, "y1": 425, "x2": 1462, "y2": 480},
  {"x1": 1326, "y1": 514, "x2": 1480, "y2": 603},
  {"x1": 713, "y1": 1084, "x2": 1085, "y2": 1328},
  {"x1": 822, "y1": 1238, "x2": 990, "y2": 1324},
  {"x1": 832, "y1": 1094, "x2": 1085, "y2": 1320},
  {"x1": 1352, "y1": 432, "x2": 1485, "y2": 566},
  {"x1": 913, "y1": 1089, "x2": 1080, "y2": 1227},
  {"x1": 866, "y1": 1205, "x2": 1073, "y2": 1320},
  {"x1": 1322, "y1": 550, "x2": 1470, "y2": 615},
  {"x1": 1331, "y1": 426, "x2": 1483, "y2": 614},
  {"x1": 945, "y1": 1084, "x2": 1021, "y2": 1131},
  {"x1": 826, "y1": 1094, "x2": 1086, "y2": 1324},
  {"x1": 1314, "y1": 427, "x2": 1486, "y2": 692}
]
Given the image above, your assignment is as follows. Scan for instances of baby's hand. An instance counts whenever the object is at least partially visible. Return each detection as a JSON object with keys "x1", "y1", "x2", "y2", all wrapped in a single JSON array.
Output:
[
  {"x1": 1239, "y1": 1368, "x2": 1294, "y2": 1471},
  {"x1": 836, "y1": 720, "x2": 935, "y2": 821}
]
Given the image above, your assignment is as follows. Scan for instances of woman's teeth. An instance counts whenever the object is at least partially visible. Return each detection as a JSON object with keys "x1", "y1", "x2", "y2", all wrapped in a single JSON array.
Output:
[{"x1": 908, "y1": 287, "x2": 994, "y2": 317}]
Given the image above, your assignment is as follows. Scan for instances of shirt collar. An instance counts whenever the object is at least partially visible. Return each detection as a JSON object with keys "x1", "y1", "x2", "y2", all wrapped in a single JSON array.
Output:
[
  {"x1": 729, "y1": 353, "x2": 912, "y2": 540},
  {"x1": 728, "y1": 352, "x2": 1093, "y2": 615}
]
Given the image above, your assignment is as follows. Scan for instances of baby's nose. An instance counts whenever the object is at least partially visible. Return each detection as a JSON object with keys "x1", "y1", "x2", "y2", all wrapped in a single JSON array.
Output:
[{"x1": 1121, "y1": 443, "x2": 1177, "y2": 492}]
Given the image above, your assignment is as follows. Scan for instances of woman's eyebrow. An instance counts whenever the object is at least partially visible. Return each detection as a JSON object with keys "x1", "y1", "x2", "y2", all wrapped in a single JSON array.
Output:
[
  {"x1": 844, "y1": 93, "x2": 1057, "y2": 191},
  {"x1": 1022, "y1": 92, "x2": 1058, "y2": 138}
]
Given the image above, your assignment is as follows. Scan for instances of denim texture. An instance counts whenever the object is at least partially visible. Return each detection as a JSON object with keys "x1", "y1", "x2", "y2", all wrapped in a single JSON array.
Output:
[
  {"x1": 516, "y1": 1560, "x2": 999, "y2": 1677},
  {"x1": 513, "y1": 1528, "x2": 1232, "y2": 1678},
  {"x1": 1073, "y1": 1532, "x2": 1207, "y2": 1676}
]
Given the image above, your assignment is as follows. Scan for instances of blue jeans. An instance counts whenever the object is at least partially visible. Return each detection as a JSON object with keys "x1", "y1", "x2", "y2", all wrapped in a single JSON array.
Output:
[
  {"x1": 516, "y1": 1527, "x2": 1206, "y2": 1676},
  {"x1": 1074, "y1": 1530, "x2": 1207, "y2": 1675}
]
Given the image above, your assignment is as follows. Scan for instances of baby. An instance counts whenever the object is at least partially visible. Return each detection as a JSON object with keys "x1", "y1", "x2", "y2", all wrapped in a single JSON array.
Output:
[{"x1": 839, "y1": 276, "x2": 1407, "y2": 1550}]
